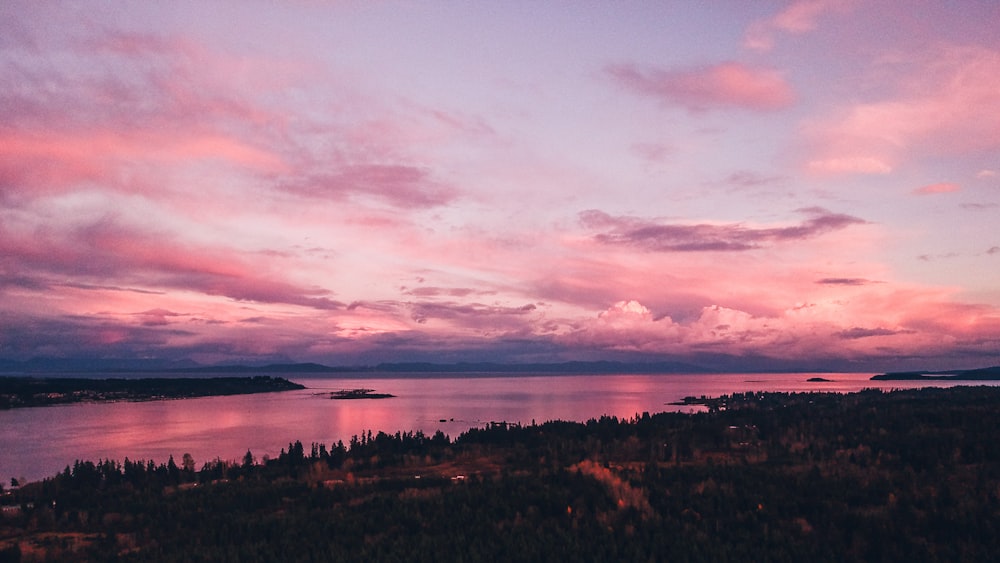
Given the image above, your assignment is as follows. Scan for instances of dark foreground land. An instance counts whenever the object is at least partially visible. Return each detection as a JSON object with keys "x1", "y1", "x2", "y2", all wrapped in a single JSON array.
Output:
[
  {"x1": 3, "y1": 386, "x2": 1000, "y2": 562},
  {"x1": 0, "y1": 376, "x2": 305, "y2": 409}
]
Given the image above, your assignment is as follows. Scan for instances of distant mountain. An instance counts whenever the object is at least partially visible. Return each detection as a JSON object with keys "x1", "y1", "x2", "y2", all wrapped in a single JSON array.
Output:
[
  {"x1": 371, "y1": 360, "x2": 713, "y2": 374},
  {"x1": 166, "y1": 363, "x2": 356, "y2": 374},
  {"x1": 0, "y1": 357, "x2": 202, "y2": 374},
  {"x1": 871, "y1": 366, "x2": 1000, "y2": 381},
  {"x1": 0, "y1": 358, "x2": 716, "y2": 376},
  {"x1": 0, "y1": 358, "x2": 358, "y2": 375}
]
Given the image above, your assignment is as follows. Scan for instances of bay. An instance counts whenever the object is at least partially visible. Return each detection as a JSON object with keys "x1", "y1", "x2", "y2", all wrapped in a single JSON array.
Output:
[{"x1": 1, "y1": 372, "x2": 993, "y2": 484}]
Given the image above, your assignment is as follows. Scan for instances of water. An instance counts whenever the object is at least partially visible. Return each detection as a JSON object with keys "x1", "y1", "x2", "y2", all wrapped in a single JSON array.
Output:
[{"x1": 1, "y1": 372, "x2": 993, "y2": 483}]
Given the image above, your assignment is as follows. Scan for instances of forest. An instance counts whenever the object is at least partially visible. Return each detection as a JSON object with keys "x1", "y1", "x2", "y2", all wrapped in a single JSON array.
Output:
[{"x1": 2, "y1": 386, "x2": 999, "y2": 561}]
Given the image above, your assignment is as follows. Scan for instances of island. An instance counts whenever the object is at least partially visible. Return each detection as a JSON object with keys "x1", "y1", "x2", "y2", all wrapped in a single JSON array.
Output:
[
  {"x1": 329, "y1": 388, "x2": 395, "y2": 399},
  {"x1": 0, "y1": 376, "x2": 305, "y2": 409},
  {"x1": 807, "y1": 377, "x2": 833, "y2": 382},
  {"x1": 871, "y1": 365, "x2": 1000, "y2": 381}
]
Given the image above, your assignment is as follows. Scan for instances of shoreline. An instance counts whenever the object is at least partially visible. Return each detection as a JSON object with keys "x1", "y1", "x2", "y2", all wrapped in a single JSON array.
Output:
[{"x1": 0, "y1": 376, "x2": 305, "y2": 410}]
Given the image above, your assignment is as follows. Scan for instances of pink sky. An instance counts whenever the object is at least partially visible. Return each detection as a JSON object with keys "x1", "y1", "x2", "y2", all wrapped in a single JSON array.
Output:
[{"x1": 2, "y1": 1, "x2": 999, "y2": 371}]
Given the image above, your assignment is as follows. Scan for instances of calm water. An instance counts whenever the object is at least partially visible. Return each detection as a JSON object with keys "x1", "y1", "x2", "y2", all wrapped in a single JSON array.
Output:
[{"x1": 1, "y1": 372, "x2": 993, "y2": 483}]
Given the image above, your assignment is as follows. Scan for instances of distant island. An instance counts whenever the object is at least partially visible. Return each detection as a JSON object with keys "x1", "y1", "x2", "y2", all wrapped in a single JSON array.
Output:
[
  {"x1": 0, "y1": 376, "x2": 305, "y2": 409},
  {"x1": 329, "y1": 388, "x2": 395, "y2": 400},
  {"x1": 871, "y1": 365, "x2": 1000, "y2": 381}
]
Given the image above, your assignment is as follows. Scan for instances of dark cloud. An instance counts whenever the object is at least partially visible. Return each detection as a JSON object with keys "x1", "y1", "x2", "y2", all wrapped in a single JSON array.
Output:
[
  {"x1": 581, "y1": 208, "x2": 864, "y2": 252},
  {"x1": 346, "y1": 300, "x2": 400, "y2": 313},
  {"x1": 726, "y1": 171, "x2": 786, "y2": 187},
  {"x1": 60, "y1": 282, "x2": 165, "y2": 295},
  {"x1": 961, "y1": 203, "x2": 999, "y2": 211},
  {"x1": 409, "y1": 301, "x2": 537, "y2": 326},
  {"x1": 836, "y1": 327, "x2": 912, "y2": 340},
  {"x1": 135, "y1": 308, "x2": 181, "y2": 326},
  {"x1": 917, "y1": 252, "x2": 959, "y2": 262},
  {"x1": 402, "y1": 286, "x2": 496, "y2": 298},
  {"x1": 0, "y1": 312, "x2": 193, "y2": 359},
  {"x1": 816, "y1": 278, "x2": 878, "y2": 286}
]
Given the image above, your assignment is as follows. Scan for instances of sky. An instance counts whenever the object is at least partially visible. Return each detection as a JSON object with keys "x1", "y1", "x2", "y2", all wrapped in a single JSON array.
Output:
[{"x1": 2, "y1": 1, "x2": 999, "y2": 371}]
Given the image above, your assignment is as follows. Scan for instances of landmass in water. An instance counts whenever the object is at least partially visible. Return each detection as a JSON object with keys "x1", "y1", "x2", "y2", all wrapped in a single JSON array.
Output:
[
  {"x1": 871, "y1": 365, "x2": 1000, "y2": 381},
  {"x1": 0, "y1": 376, "x2": 304, "y2": 409},
  {"x1": 329, "y1": 388, "x2": 395, "y2": 399}
]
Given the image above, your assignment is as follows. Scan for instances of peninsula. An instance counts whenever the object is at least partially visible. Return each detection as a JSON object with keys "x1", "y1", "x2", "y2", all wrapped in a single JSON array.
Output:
[
  {"x1": 871, "y1": 365, "x2": 1000, "y2": 381},
  {"x1": 0, "y1": 376, "x2": 305, "y2": 410}
]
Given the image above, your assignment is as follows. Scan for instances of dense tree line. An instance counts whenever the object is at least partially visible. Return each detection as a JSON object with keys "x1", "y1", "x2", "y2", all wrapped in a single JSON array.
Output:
[{"x1": 2, "y1": 386, "x2": 1000, "y2": 561}]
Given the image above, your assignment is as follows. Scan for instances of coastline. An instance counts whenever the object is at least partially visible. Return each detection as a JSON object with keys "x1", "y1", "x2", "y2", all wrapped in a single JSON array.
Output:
[{"x1": 0, "y1": 376, "x2": 305, "y2": 410}]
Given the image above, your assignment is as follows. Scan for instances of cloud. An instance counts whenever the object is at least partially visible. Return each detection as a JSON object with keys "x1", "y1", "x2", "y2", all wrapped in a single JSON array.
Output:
[
  {"x1": 607, "y1": 61, "x2": 794, "y2": 112},
  {"x1": 815, "y1": 278, "x2": 877, "y2": 286},
  {"x1": 913, "y1": 182, "x2": 960, "y2": 195},
  {"x1": 725, "y1": 170, "x2": 785, "y2": 188},
  {"x1": 630, "y1": 142, "x2": 673, "y2": 163},
  {"x1": 961, "y1": 203, "x2": 999, "y2": 211},
  {"x1": 553, "y1": 286, "x2": 1000, "y2": 364},
  {"x1": 0, "y1": 216, "x2": 345, "y2": 312},
  {"x1": 0, "y1": 26, "x2": 463, "y2": 213},
  {"x1": 580, "y1": 207, "x2": 864, "y2": 252},
  {"x1": 745, "y1": 0, "x2": 848, "y2": 51},
  {"x1": 804, "y1": 45, "x2": 1000, "y2": 175},
  {"x1": 917, "y1": 252, "x2": 959, "y2": 262},
  {"x1": 806, "y1": 157, "x2": 893, "y2": 175},
  {"x1": 402, "y1": 286, "x2": 496, "y2": 298},
  {"x1": 0, "y1": 312, "x2": 192, "y2": 359},
  {"x1": 135, "y1": 308, "x2": 182, "y2": 326},
  {"x1": 0, "y1": 30, "x2": 294, "y2": 204},
  {"x1": 408, "y1": 301, "x2": 538, "y2": 329},
  {"x1": 279, "y1": 164, "x2": 457, "y2": 208},
  {"x1": 977, "y1": 169, "x2": 998, "y2": 178},
  {"x1": 599, "y1": 300, "x2": 652, "y2": 321},
  {"x1": 836, "y1": 327, "x2": 912, "y2": 340}
]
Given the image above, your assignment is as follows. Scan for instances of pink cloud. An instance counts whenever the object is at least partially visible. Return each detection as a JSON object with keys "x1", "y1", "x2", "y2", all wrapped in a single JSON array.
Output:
[
  {"x1": 3, "y1": 6, "x2": 999, "y2": 369},
  {"x1": 279, "y1": 164, "x2": 458, "y2": 208},
  {"x1": 805, "y1": 45, "x2": 1000, "y2": 175},
  {"x1": 630, "y1": 143, "x2": 673, "y2": 163},
  {"x1": 0, "y1": 27, "x2": 464, "y2": 215},
  {"x1": 607, "y1": 62, "x2": 795, "y2": 112},
  {"x1": 913, "y1": 182, "x2": 960, "y2": 195},
  {"x1": 745, "y1": 0, "x2": 849, "y2": 51},
  {"x1": 0, "y1": 34, "x2": 294, "y2": 203},
  {"x1": 552, "y1": 280, "x2": 1000, "y2": 362},
  {"x1": 0, "y1": 217, "x2": 344, "y2": 312}
]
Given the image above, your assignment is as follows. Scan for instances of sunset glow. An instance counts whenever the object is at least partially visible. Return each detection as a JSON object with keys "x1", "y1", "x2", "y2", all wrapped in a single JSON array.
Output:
[{"x1": 2, "y1": 1, "x2": 999, "y2": 371}]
